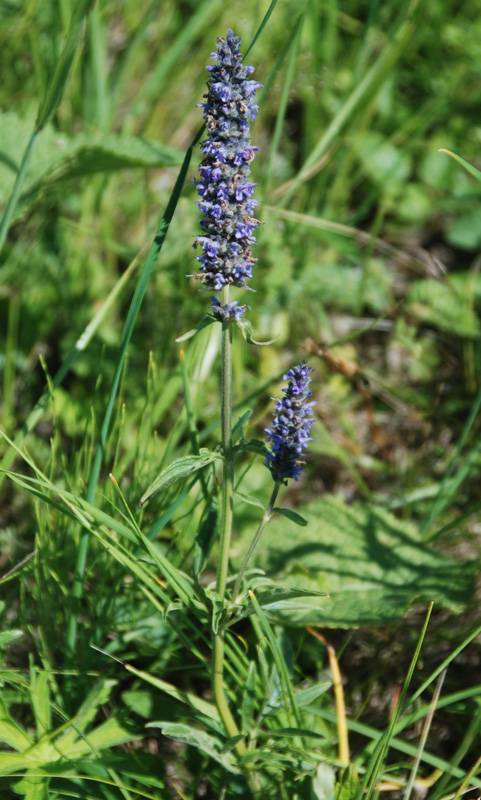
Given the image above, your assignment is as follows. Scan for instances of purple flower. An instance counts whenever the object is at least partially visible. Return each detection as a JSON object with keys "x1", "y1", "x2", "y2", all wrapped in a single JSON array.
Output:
[
  {"x1": 192, "y1": 30, "x2": 262, "y2": 292},
  {"x1": 211, "y1": 296, "x2": 246, "y2": 322},
  {"x1": 265, "y1": 363, "x2": 315, "y2": 482}
]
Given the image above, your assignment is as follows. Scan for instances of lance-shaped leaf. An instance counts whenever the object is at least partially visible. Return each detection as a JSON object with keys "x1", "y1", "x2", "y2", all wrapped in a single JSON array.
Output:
[
  {"x1": 228, "y1": 585, "x2": 326, "y2": 625},
  {"x1": 175, "y1": 315, "x2": 216, "y2": 342},
  {"x1": 139, "y1": 450, "x2": 219, "y2": 507},
  {"x1": 0, "y1": 696, "x2": 33, "y2": 752},
  {"x1": 147, "y1": 722, "x2": 238, "y2": 772},
  {"x1": 274, "y1": 507, "x2": 308, "y2": 527},
  {"x1": 232, "y1": 410, "x2": 253, "y2": 437},
  {"x1": 236, "y1": 318, "x2": 278, "y2": 345},
  {"x1": 438, "y1": 148, "x2": 481, "y2": 183}
]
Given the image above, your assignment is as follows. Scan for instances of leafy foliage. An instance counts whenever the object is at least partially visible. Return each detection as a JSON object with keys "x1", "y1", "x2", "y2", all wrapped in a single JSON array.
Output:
[
  {"x1": 1, "y1": 0, "x2": 481, "y2": 798},
  {"x1": 234, "y1": 495, "x2": 475, "y2": 626}
]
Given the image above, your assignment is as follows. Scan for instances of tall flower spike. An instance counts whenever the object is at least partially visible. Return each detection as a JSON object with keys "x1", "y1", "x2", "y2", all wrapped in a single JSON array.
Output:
[
  {"x1": 192, "y1": 30, "x2": 262, "y2": 297},
  {"x1": 265, "y1": 363, "x2": 315, "y2": 483}
]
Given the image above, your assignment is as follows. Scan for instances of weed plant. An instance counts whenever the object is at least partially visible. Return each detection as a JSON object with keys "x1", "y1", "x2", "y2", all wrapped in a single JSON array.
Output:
[{"x1": 1, "y1": 1, "x2": 481, "y2": 799}]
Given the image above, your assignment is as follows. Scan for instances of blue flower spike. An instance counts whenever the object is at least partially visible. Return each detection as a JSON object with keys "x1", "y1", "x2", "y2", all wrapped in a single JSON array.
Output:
[
  {"x1": 192, "y1": 29, "x2": 262, "y2": 313},
  {"x1": 265, "y1": 363, "x2": 315, "y2": 483}
]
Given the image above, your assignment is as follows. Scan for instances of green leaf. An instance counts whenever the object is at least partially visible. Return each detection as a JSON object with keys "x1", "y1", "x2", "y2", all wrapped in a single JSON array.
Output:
[
  {"x1": 54, "y1": 680, "x2": 117, "y2": 753},
  {"x1": 438, "y1": 148, "x2": 481, "y2": 183},
  {"x1": 294, "y1": 682, "x2": 331, "y2": 706},
  {"x1": 125, "y1": 665, "x2": 219, "y2": 721},
  {"x1": 241, "y1": 662, "x2": 257, "y2": 733},
  {"x1": 313, "y1": 762, "x2": 336, "y2": 800},
  {"x1": 122, "y1": 690, "x2": 163, "y2": 720},
  {"x1": 0, "y1": 630, "x2": 23, "y2": 648},
  {"x1": 234, "y1": 490, "x2": 265, "y2": 510},
  {"x1": 232, "y1": 410, "x2": 253, "y2": 437},
  {"x1": 139, "y1": 450, "x2": 218, "y2": 506},
  {"x1": 0, "y1": 0, "x2": 91, "y2": 254},
  {"x1": 240, "y1": 749, "x2": 296, "y2": 767},
  {"x1": 62, "y1": 714, "x2": 137, "y2": 758},
  {"x1": 234, "y1": 496, "x2": 475, "y2": 626},
  {"x1": 446, "y1": 209, "x2": 481, "y2": 251},
  {"x1": 29, "y1": 669, "x2": 51, "y2": 737},
  {"x1": 147, "y1": 722, "x2": 238, "y2": 772},
  {"x1": 236, "y1": 318, "x2": 278, "y2": 345},
  {"x1": 42, "y1": 131, "x2": 181, "y2": 180},
  {"x1": 35, "y1": 0, "x2": 92, "y2": 131},
  {"x1": 210, "y1": 591, "x2": 226, "y2": 635},
  {"x1": 355, "y1": 131, "x2": 411, "y2": 197},
  {"x1": 193, "y1": 503, "x2": 218, "y2": 577},
  {"x1": 175, "y1": 315, "x2": 216, "y2": 343},
  {"x1": 244, "y1": 439, "x2": 268, "y2": 456},
  {"x1": 134, "y1": 534, "x2": 197, "y2": 608},
  {"x1": 0, "y1": 696, "x2": 33, "y2": 752},
  {"x1": 0, "y1": 111, "x2": 182, "y2": 212},
  {"x1": 2, "y1": 469, "x2": 140, "y2": 546},
  {"x1": 0, "y1": 752, "x2": 29, "y2": 778},
  {"x1": 259, "y1": 727, "x2": 324, "y2": 739},
  {"x1": 255, "y1": 587, "x2": 326, "y2": 608},
  {"x1": 66, "y1": 138, "x2": 196, "y2": 660},
  {"x1": 12, "y1": 772, "x2": 49, "y2": 800},
  {"x1": 407, "y1": 279, "x2": 480, "y2": 337},
  {"x1": 229, "y1": 585, "x2": 326, "y2": 625},
  {"x1": 336, "y1": 765, "x2": 360, "y2": 800},
  {"x1": 274, "y1": 507, "x2": 308, "y2": 526}
]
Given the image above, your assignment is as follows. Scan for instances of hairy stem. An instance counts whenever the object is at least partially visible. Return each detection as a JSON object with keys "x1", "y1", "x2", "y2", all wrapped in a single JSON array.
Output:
[
  {"x1": 231, "y1": 482, "x2": 280, "y2": 603},
  {"x1": 212, "y1": 285, "x2": 246, "y2": 757},
  {"x1": 217, "y1": 287, "x2": 234, "y2": 600}
]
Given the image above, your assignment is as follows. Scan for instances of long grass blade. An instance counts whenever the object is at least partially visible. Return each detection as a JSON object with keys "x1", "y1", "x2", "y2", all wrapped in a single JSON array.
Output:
[
  {"x1": 0, "y1": 0, "x2": 91, "y2": 256},
  {"x1": 356, "y1": 603, "x2": 433, "y2": 800},
  {"x1": 0, "y1": 245, "x2": 143, "y2": 488},
  {"x1": 276, "y1": 0, "x2": 426, "y2": 206},
  {"x1": 65, "y1": 143, "x2": 195, "y2": 666},
  {"x1": 421, "y1": 383, "x2": 481, "y2": 538}
]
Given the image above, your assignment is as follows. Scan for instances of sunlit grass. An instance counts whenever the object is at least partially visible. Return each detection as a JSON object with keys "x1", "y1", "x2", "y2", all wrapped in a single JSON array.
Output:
[{"x1": 1, "y1": 0, "x2": 481, "y2": 797}]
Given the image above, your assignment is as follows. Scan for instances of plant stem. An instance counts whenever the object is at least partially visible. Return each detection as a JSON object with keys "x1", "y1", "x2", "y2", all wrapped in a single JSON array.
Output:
[
  {"x1": 212, "y1": 285, "x2": 246, "y2": 757},
  {"x1": 231, "y1": 482, "x2": 280, "y2": 603},
  {"x1": 216, "y1": 288, "x2": 234, "y2": 600}
]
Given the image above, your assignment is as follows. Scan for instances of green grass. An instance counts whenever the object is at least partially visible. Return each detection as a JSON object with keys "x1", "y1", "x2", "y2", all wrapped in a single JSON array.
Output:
[{"x1": 1, "y1": 0, "x2": 481, "y2": 798}]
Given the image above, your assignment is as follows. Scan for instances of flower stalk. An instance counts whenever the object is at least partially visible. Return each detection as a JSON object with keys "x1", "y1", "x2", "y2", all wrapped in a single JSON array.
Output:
[
  {"x1": 192, "y1": 30, "x2": 261, "y2": 754},
  {"x1": 231, "y1": 481, "x2": 280, "y2": 604},
  {"x1": 232, "y1": 364, "x2": 315, "y2": 601},
  {"x1": 212, "y1": 286, "x2": 246, "y2": 755}
]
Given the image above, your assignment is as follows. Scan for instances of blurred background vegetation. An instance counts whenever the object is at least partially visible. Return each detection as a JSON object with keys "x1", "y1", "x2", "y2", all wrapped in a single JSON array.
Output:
[{"x1": 2, "y1": 0, "x2": 481, "y2": 796}]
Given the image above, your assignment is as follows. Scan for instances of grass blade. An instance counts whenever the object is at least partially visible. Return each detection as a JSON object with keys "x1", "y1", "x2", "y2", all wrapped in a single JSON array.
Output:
[
  {"x1": 356, "y1": 603, "x2": 433, "y2": 800},
  {"x1": 65, "y1": 141, "x2": 195, "y2": 666},
  {"x1": 277, "y1": 0, "x2": 426, "y2": 206},
  {"x1": 421, "y1": 383, "x2": 481, "y2": 538},
  {"x1": 0, "y1": 244, "x2": 142, "y2": 488},
  {"x1": 438, "y1": 149, "x2": 481, "y2": 183},
  {"x1": 0, "y1": 0, "x2": 91, "y2": 256}
]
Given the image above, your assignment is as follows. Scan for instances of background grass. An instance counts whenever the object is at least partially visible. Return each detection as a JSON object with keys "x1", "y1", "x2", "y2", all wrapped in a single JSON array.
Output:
[{"x1": 2, "y1": 0, "x2": 481, "y2": 798}]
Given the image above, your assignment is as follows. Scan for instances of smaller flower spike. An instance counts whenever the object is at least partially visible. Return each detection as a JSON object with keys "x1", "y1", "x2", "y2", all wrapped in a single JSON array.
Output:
[
  {"x1": 192, "y1": 30, "x2": 262, "y2": 291},
  {"x1": 265, "y1": 363, "x2": 315, "y2": 482}
]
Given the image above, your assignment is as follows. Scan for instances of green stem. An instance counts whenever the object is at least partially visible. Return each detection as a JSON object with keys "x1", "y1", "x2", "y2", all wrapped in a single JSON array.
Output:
[
  {"x1": 217, "y1": 286, "x2": 234, "y2": 598},
  {"x1": 232, "y1": 482, "x2": 280, "y2": 603},
  {"x1": 0, "y1": 131, "x2": 38, "y2": 257},
  {"x1": 212, "y1": 285, "x2": 246, "y2": 758}
]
